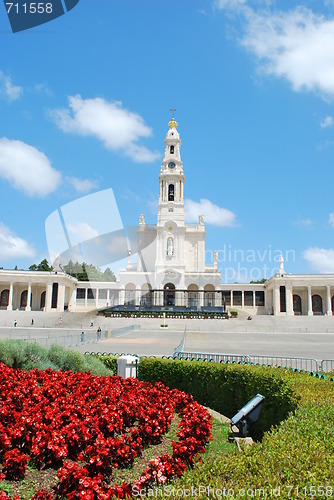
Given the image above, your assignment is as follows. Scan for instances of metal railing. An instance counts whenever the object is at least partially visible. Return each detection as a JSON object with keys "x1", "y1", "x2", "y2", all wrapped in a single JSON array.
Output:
[
  {"x1": 320, "y1": 359, "x2": 334, "y2": 373},
  {"x1": 18, "y1": 330, "x2": 109, "y2": 348},
  {"x1": 247, "y1": 354, "x2": 318, "y2": 372},
  {"x1": 172, "y1": 348, "x2": 331, "y2": 372},
  {"x1": 174, "y1": 351, "x2": 250, "y2": 364},
  {"x1": 111, "y1": 325, "x2": 141, "y2": 338}
]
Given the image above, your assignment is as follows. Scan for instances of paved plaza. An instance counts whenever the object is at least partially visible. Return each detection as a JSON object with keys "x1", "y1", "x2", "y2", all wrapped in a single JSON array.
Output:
[{"x1": 1, "y1": 310, "x2": 334, "y2": 363}]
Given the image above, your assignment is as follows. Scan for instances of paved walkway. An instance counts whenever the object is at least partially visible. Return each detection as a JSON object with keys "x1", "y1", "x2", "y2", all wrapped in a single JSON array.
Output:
[{"x1": 1, "y1": 310, "x2": 334, "y2": 361}]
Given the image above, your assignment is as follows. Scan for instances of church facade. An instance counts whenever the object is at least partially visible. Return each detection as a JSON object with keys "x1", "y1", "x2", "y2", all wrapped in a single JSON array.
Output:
[
  {"x1": 0, "y1": 119, "x2": 333, "y2": 317},
  {"x1": 118, "y1": 117, "x2": 223, "y2": 311}
]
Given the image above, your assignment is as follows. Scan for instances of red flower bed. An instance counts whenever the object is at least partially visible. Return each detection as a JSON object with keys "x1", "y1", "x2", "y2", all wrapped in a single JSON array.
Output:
[{"x1": 0, "y1": 362, "x2": 212, "y2": 498}]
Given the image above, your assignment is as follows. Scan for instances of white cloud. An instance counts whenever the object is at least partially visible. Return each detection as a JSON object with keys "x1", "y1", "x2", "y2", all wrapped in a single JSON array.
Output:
[
  {"x1": 293, "y1": 218, "x2": 314, "y2": 228},
  {"x1": 242, "y1": 7, "x2": 334, "y2": 97},
  {"x1": 0, "y1": 71, "x2": 23, "y2": 102},
  {"x1": 320, "y1": 115, "x2": 334, "y2": 128},
  {"x1": 33, "y1": 83, "x2": 53, "y2": 96},
  {"x1": 185, "y1": 198, "x2": 236, "y2": 227},
  {"x1": 49, "y1": 95, "x2": 160, "y2": 163},
  {"x1": 0, "y1": 138, "x2": 61, "y2": 197},
  {"x1": 215, "y1": 0, "x2": 247, "y2": 10},
  {"x1": 303, "y1": 247, "x2": 334, "y2": 273},
  {"x1": 67, "y1": 222, "x2": 99, "y2": 241},
  {"x1": 329, "y1": 213, "x2": 334, "y2": 226},
  {"x1": 67, "y1": 177, "x2": 98, "y2": 194},
  {"x1": 0, "y1": 222, "x2": 35, "y2": 260},
  {"x1": 217, "y1": 2, "x2": 334, "y2": 99}
]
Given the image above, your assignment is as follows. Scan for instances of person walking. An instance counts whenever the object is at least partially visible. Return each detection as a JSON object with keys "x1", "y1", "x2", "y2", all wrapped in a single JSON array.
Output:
[{"x1": 97, "y1": 326, "x2": 101, "y2": 341}]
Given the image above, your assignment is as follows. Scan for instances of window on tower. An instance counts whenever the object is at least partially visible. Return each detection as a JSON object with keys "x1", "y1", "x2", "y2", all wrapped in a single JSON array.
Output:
[
  {"x1": 170, "y1": 145, "x2": 174, "y2": 154},
  {"x1": 168, "y1": 184, "x2": 174, "y2": 201}
]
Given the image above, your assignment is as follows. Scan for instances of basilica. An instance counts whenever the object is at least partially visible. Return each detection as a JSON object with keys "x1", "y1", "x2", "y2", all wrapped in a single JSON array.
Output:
[{"x1": 0, "y1": 119, "x2": 334, "y2": 317}]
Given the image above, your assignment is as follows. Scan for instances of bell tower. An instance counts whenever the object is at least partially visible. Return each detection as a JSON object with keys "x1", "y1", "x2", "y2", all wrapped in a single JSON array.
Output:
[{"x1": 157, "y1": 117, "x2": 185, "y2": 226}]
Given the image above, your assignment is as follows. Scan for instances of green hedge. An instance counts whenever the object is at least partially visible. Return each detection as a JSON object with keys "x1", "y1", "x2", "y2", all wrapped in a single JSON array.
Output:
[
  {"x1": 104, "y1": 311, "x2": 229, "y2": 319},
  {"x1": 138, "y1": 358, "x2": 299, "y2": 439},
  {"x1": 0, "y1": 340, "x2": 113, "y2": 376},
  {"x1": 93, "y1": 354, "x2": 118, "y2": 374},
  {"x1": 172, "y1": 373, "x2": 334, "y2": 495}
]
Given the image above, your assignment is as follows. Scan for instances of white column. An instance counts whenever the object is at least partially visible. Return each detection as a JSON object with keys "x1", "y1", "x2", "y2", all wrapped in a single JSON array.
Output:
[
  {"x1": 273, "y1": 286, "x2": 280, "y2": 316},
  {"x1": 253, "y1": 290, "x2": 256, "y2": 309},
  {"x1": 199, "y1": 287, "x2": 204, "y2": 308},
  {"x1": 107, "y1": 289, "x2": 110, "y2": 307},
  {"x1": 45, "y1": 282, "x2": 53, "y2": 312},
  {"x1": 69, "y1": 288, "x2": 76, "y2": 311},
  {"x1": 57, "y1": 284, "x2": 65, "y2": 312},
  {"x1": 85, "y1": 288, "x2": 88, "y2": 308},
  {"x1": 26, "y1": 283, "x2": 32, "y2": 311},
  {"x1": 119, "y1": 289, "x2": 125, "y2": 306},
  {"x1": 175, "y1": 181, "x2": 179, "y2": 202},
  {"x1": 95, "y1": 288, "x2": 99, "y2": 308},
  {"x1": 241, "y1": 291, "x2": 244, "y2": 309},
  {"x1": 230, "y1": 291, "x2": 233, "y2": 308},
  {"x1": 326, "y1": 286, "x2": 332, "y2": 316},
  {"x1": 7, "y1": 282, "x2": 13, "y2": 310},
  {"x1": 307, "y1": 286, "x2": 313, "y2": 316},
  {"x1": 286, "y1": 285, "x2": 293, "y2": 316},
  {"x1": 136, "y1": 287, "x2": 141, "y2": 306}
]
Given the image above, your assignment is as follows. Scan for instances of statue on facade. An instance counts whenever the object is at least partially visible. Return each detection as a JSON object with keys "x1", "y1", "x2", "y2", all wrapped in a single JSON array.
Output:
[
  {"x1": 214, "y1": 250, "x2": 218, "y2": 268},
  {"x1": 167, "y1": 237, "x2": 174, "y2": 256},
  {"x1": 139, "y1": 214, "x2": 145, "y2": 224},
  {"x1": 199, "y1": 215, "x2": 204, "y2": 225}
]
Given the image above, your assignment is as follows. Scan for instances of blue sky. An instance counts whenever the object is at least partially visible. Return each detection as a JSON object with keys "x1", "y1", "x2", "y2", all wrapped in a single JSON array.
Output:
[{"x1": 1, "y1": 0, "x2": 334, "y2": 283}]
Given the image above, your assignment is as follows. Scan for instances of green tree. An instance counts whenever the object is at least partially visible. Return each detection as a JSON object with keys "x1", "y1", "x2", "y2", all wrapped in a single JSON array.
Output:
[
  {"x1": 62, "y1": 261, "x2": 116, "y2": 282},
  {"x1": 250, "y1": 278, "x2": 267, "y2": 284},
  {"x1": 29, "y1": 259, "x2": 52, "y2": 272},
  {"x1": 102, "y1": 267, "x2": 116, "y2": 282}
]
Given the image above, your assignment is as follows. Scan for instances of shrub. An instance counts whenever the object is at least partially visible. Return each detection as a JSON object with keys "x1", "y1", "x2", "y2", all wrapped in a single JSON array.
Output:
[
  {"x1": 138, "y1": 358, "x2": 299, "y2": 439},
  {"x1": 173, "y1": 375, "x2": 334, "y2": 493},
  {"x1": 93, "y1": 354, "x2": 117, "y2": 374},
  {"x1": 84, "y1": 355, "x2": 113, "y2": 376},
  {"x1": 0, "y1": 340, "x2": 26, "y2": 369},
  {"x1": 0, "y1": 341, "x2": 112, "y2": 376},
  {"x1": 2, "y1": 449, "x2": 29, "y2": 480},
  {"x1": 19, "y1": 343, "x2": 50, "y2": 372}
]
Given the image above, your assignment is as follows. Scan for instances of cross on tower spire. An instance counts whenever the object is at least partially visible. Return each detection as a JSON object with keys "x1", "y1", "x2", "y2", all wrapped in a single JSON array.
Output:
[{"x1": 170, "y1": 107, "x2": 176, "y2": 120}]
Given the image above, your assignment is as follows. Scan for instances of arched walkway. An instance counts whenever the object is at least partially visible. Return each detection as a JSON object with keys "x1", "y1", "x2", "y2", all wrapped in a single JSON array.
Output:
[
  {"x1": 125, "y1": 283, "x2": 136, "y2": 305},
  {"x1": 40, "y1": 291, "x2": 46, "y2": 310},
  {"x1": 204, "y1": 284, "x2": 215, "y2": 307},
  {"x1": 20, "y1": 290, "x2": 28, "y2": 309},
  {"x1": 312, "y1": 294, "x2": 323, "y2": 315},
  {"x1": 293, "y1": 294, "x2": 302, "y2": 315},
  {"x1": 0, "y1": 289, "x2": 9, "y2": 309},
  {"x1": 188, "y1": 284, "x2": 199, "y2": 308},
  {"x1": 164, "y1": 283, "x2": 175, "y2": 306},
  {"x1": 141, "y1": 283, "x2": 152, "y2": 307}
]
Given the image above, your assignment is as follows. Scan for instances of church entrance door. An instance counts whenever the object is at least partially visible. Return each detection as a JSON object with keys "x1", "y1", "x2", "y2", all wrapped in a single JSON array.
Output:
[{"x1": 164, "y1": 283, "x2": 175, "y2": 306}]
